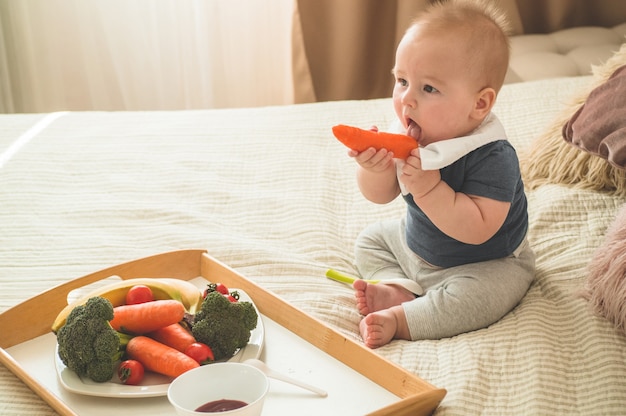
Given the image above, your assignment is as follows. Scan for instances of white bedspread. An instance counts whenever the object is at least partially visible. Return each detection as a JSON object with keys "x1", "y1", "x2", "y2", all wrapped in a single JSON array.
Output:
[{"x1": 1, "y1": 76, "x2": 625, "y2": 415}]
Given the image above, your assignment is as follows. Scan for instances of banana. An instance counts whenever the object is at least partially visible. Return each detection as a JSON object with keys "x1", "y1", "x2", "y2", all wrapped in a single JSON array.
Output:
[
  {"x1": 156, "y1": 278, "x2": 205, "y2": 314},
  {"x1": 51, "y1": 277, "x2": 203, "y2": 333}
]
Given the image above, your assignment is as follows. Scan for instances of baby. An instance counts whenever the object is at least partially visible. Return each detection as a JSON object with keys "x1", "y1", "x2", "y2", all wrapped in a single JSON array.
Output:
[{"x1": 349, "y1": 0, "x2": 535, "y2": 348}]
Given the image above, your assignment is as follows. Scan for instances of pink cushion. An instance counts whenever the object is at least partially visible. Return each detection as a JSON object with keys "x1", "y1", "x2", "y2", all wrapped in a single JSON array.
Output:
[{"x1": 562, "y1": 65, "x2": 626, "y2": 169}]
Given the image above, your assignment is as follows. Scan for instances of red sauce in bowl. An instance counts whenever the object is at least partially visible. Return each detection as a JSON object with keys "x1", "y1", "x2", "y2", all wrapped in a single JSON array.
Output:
[{"x1": 195, "y1": 399, "x2": 248, "y2": 412}]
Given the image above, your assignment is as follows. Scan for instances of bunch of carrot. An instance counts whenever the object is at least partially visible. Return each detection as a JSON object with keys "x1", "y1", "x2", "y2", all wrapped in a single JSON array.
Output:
[{"x1": 110, "y1": 299, "x2": 200, "y2": 378}]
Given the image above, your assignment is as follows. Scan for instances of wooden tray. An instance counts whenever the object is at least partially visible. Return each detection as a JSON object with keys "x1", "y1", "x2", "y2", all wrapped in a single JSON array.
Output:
[{"x1": 0, "y1": 249, "x2": 446, "y2": 415}]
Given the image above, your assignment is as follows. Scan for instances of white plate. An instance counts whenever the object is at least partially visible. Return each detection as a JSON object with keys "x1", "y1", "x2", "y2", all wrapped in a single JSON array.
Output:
[{"x1": 55, "y1": 289, "x2": 264, "y2": 398}]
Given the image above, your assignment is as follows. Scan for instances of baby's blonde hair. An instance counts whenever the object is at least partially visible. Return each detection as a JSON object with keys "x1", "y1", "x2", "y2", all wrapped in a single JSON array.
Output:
[{"x1": 410, "y1": 0, "x2": 511, "y2": 92}]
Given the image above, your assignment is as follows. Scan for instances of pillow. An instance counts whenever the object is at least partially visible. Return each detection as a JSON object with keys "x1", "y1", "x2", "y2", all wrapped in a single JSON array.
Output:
[
  {"x1": 521, "y1": 42, "x2": 626, "y2": 196},
  {"x1": 581, "y1": 202, "x2": 626, "y2": 335},
  {"x1": 563, "y1": 64, "x2": 626, "y2": 169}
]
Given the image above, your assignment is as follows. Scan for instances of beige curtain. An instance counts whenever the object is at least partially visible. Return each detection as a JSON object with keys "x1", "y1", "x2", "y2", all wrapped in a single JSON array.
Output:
[
  {"x1": 515, "y1": 0, "x2": 626, "y2": 33},
  {"x1": 292, "y1": 0, "x2": 626, "y2": 103}
]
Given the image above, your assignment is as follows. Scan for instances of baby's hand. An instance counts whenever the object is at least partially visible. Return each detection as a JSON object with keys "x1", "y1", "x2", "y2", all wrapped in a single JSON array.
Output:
[
  {"x1": 349, "y1": 125, "x2": 394, "y2": 171},
  {"x1": 350, "y1": 147, "x2": 395, "y2": 173},
  {"x1": 400, "y1": 148, "x2": 441, "y2": 198}
]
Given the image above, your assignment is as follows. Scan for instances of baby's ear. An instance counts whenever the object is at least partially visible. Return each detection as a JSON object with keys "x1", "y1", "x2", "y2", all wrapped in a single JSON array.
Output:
[{"x1": 472, "y1": 87, "x2": 496, "y2": 120}]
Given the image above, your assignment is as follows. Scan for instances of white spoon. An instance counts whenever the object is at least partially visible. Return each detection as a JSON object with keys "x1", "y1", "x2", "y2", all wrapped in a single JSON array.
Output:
[
  {"x1": 325, "y1": 269, "x2": 424, "y2": 296},
  {"x1": 244, "y1": 358, "x2": 328, "y2": 397}
]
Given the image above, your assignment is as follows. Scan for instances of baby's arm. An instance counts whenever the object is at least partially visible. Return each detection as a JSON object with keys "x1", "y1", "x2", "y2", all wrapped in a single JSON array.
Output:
[
  {"x1": 401, "y1": 149, "x2": 509, "y2": 244},
  {"x1": 351, "y1": 147, "x2": 400, "y2": 204},
  {"x1": 418, "y1": 184, "x2": 509, "y2": 244}
]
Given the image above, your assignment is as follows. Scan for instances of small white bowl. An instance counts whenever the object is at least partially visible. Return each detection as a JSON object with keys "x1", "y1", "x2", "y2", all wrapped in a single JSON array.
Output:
[{"x1": 167, "y1": 362, "x2": 269, "y2": 416}]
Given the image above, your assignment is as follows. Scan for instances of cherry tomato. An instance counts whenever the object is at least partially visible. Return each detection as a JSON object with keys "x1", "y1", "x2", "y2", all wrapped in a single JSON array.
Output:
[
  {"x1": 226, "y1": 290, "x2": 240, "y2": 302},
  {"x1": 118, "y1": 360, "x2": 144, "y2": 385},
  {"x1": 203, "y1": 282, "x2": 230, "y2": 298},
  {"x1": 215, "y1": 283, "x2": 229, "y2": 295},
  {"x1": 125, "y1": 285, "x2": 154, "y2": 305},
  {"x1": 185, "y1": 342, "x2": 215, "y2": 365}
]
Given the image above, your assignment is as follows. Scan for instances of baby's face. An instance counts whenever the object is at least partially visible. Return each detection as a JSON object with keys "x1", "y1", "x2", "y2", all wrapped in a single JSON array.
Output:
[{"x1": 392, "y1": 25, "x2": 485, "y2": 147}]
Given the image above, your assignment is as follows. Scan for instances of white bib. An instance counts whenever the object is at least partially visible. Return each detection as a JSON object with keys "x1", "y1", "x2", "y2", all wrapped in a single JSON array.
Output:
[{"x1": 394, "y1": 113, "x2": 506, "y2": 195}]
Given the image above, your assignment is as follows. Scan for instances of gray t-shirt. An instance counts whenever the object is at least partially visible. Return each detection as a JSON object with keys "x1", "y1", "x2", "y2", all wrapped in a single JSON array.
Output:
[{"x1": 403, "y1": 140, "x2": 528, "y2": 268}]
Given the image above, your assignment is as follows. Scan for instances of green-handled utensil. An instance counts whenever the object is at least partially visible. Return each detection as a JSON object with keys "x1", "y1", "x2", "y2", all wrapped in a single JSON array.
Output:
[
  {"x1": 325, "y1": 269, "x2": 424, "y2": 295},
  {"x1": 325, "y1": 269, "x2": 380, "y2": 284}
]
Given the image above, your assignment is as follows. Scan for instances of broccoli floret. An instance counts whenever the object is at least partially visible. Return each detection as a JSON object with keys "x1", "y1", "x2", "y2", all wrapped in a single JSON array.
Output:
[
  {"x1": 190, "y1": 291, "x2": 258, "y2": 361},
  {"x1": 56, "y1": 297, "x2": 132, "y2": 383}
]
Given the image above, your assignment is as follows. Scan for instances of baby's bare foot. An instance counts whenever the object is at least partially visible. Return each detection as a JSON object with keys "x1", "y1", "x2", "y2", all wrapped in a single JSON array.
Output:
[
  {"x1": 353, "y1": 279, "x2": 416, "y2": 315},
  {"x1": 359, "y1": 309, "x2": 397, "y2": 348}
]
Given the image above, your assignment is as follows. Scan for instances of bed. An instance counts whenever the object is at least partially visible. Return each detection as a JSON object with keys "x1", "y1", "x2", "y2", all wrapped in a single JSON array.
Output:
[{"x1": 1, "y1": 58, "x2": 626, "y2": 414}]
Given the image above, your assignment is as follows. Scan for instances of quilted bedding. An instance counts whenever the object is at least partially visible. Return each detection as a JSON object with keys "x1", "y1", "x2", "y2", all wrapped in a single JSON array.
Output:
[{"x1": 1, "y1": 75, "x2": 625, "y2": 415}]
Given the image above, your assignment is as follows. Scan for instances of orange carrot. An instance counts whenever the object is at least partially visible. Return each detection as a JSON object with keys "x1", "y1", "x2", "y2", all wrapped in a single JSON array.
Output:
[
  {"x1": 147, "y1": 323, "x2": 196, "y2": 352},
  {"x1": 110, "y1": 299, "x2": 185, "y2": 334},
  {"x1": 125, "y1": 335, "x2": 199, "y2": 378},
  {"x1": 332, "y1": 124, "x2": 417, "y2": 159}
]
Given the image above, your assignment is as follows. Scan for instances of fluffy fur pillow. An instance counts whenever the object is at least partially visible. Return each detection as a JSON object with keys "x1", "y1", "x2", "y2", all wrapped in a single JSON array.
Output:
[
  {"x1": 521, "y1": 42, "x2": 626, "y2": 196},
  {"x1": 581, "y1": 203, "x2": 626, "y2": 335}
]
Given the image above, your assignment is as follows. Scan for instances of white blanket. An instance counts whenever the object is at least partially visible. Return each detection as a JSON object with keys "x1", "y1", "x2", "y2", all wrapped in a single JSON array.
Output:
[{"x1": 1, "y1": 76, "x2": 625, "y2": 415}]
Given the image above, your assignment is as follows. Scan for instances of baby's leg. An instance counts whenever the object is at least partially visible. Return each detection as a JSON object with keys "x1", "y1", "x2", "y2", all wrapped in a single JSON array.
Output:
[
  {"x1": 359, "y1": 309, "x2": 397, "y2": 348},
  {"x1": 353, "y1": 279, "x2": 415, "y2": 315},
  {"x1": 354, "y1": 219, "x2": 416, "y2": 282},
  {"x1": 403, "y1": 242, "x2": 535, "y2": 340},
  {"x1": 358, "y1": 305, "x2": 411, "y2": 348}
]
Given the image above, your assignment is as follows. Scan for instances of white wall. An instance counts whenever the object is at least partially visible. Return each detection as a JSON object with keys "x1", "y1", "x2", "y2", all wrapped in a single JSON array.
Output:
[{"x1": 0, "y1": 0, "x2": 294, "y2": 113}]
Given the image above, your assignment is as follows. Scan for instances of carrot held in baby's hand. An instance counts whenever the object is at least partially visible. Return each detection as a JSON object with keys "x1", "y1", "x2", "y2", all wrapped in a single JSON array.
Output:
[{"x1": 332, "y1": 124, "x2": 418, "y2": 159}]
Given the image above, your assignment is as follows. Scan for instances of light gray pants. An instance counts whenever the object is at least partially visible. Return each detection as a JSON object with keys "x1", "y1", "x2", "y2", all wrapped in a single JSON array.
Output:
[{"x1": 354, "y1": 218, "x2": 536, "y2": 340}]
